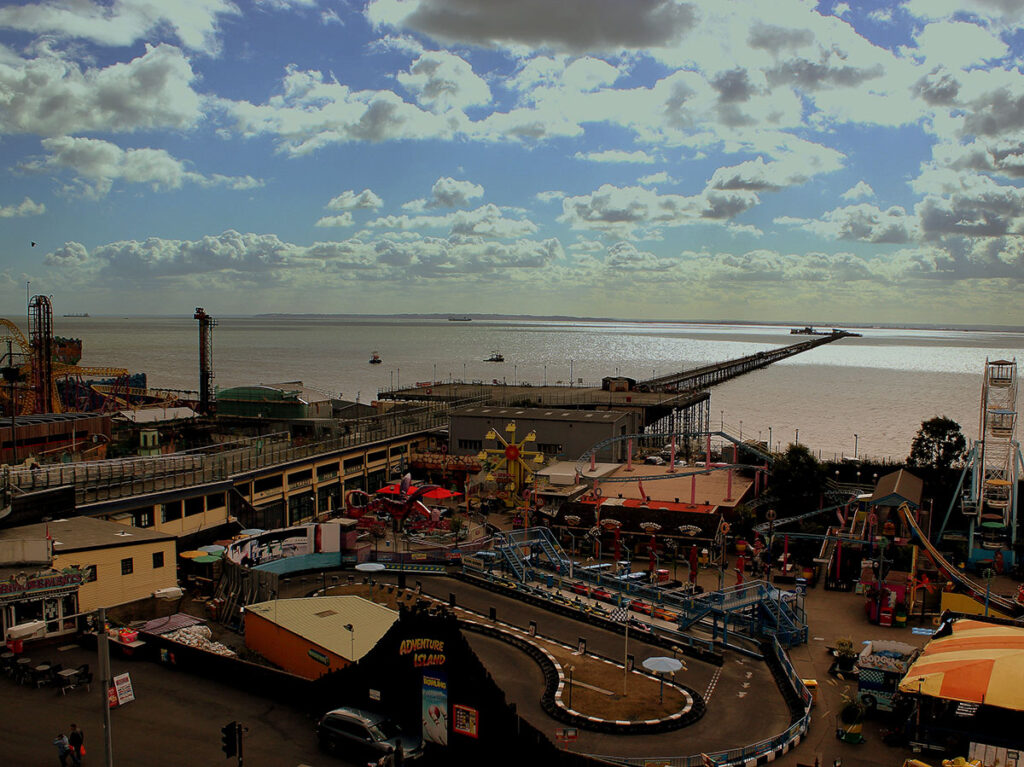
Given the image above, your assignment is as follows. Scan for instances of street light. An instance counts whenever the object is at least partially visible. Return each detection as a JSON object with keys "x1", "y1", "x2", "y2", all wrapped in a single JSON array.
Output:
[
  {"x1": 344, "y1": 623, "x2": 355, "y2": 661},
  {"x1": 854, "y1": 433, "x2": 859, "y2": 459},
  {"x1": 566, "y1": 664, "x2": 575, "y2": 709}
]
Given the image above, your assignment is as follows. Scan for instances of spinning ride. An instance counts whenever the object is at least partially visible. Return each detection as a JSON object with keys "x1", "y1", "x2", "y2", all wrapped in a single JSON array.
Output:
[{"x1": 476, "y1": 421, "x2": 545, "y2": 508}]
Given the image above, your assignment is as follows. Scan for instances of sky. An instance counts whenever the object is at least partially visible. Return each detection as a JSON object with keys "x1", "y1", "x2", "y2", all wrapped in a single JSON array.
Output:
[{"x1": 1, "y1": 0, "x2": 1024, "y2": 326}]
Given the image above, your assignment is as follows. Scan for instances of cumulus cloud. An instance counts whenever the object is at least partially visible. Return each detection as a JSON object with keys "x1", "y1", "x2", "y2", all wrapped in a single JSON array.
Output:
[
  {"x1": 43, "y1": 230, "x2": 300, "y2": 280},
  {"x1": 560, "y1": 183, "x2": 763, "y2": 237},
  {"x1": 367, "y1": 203, "x2": 537, "y2": 239},
  {"x1": 536, "y1": 190, "x2": 565, "y2": 203},
  {"x1": 315, "y1": 212, "x2": 355, "y2": 228},
  {"x1": 908, "y1": 21, "x2": 1008, "y2": 69},
  {"x1": 841, "y1": 181, "x2": 875, "y2": 200},
  {"x1": 776, "y1": 204, "x2": 916, "y2": 243},
  {"x1": 426, "y1": 176, "x2": 484, "y2": 207},
  {"x1": 574, "y1": 149, "x2": 655, "y2": 164},
  {"x1": 638, "y1": 172, "x2": 672, "y2": 186},
  {"x1": 326, "y1": 189, "x2": 384, "y2": 210},
  {"x1": 365, "y1": 0, "x2": 698, "y2": 53},
  {"x1": 605, "y1": 241, "x2": 677, "y2": 271},
  {"x1": 0, "y1": 197, "x2": 45, "y2": 217},
  {"x1": 396, "y1": 50, "x2": 491, "y2": 111},
  {"x1": 218, "y1": 65, "x2": 457, "y2": 154},
  {"x1": 0, "y1": 44, "x2": 202, "y2": 136},
  {"x1": 0, "y1": 0, "x2": 238, "y2": 53},
  {"x1": 25, "y1": 136, "x2": 261, "y2": 199}
]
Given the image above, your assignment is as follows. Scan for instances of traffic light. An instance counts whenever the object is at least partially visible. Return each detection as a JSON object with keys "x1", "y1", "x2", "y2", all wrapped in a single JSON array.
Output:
[{"x1": 221, "y1": 721, "x2": 237, "y2": 758}]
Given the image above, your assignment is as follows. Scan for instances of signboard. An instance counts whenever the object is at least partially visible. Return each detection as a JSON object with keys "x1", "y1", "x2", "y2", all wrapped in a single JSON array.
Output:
[
  {"x1": 421, "y1": 672, "x2": 448, "y2": 746},
  {"x1": 0, "y1": 569, "x2": 84, "y2": 600},
  {"x1": 308, "y1": 648, "x2": 329, "y2": 666},
  {"x1": 452, "y1": 704, "x2": 478, "y2": 738},
  {"x1": 369, "y1": 689, "x2": 381, "y2": 702},
  {"x1": 555, "y1": 728, "x2": 578, "y2": 742},
  {"x1": 113, "y1": 672, "x2": 135, "y2": 706}
]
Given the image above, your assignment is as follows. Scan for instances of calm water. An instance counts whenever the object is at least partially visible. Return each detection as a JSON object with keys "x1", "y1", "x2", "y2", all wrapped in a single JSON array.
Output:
[{"x1": 51, "y1": 316, "x2": 1024, "y2": 461}]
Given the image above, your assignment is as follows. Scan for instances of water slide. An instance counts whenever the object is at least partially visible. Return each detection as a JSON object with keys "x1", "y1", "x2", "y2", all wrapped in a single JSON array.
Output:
[{"x1": 897, "y1": 502, "x2": 1023, "y2": 617}]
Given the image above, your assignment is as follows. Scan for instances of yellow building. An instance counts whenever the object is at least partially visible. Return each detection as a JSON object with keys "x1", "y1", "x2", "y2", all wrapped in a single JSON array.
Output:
[{"x1": 1, "y1": 516, "x2": 178, "y2": 613}]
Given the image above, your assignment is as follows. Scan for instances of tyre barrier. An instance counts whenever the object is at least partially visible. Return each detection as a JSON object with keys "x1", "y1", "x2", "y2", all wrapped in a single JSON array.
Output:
[
  {"x1": 456, "y1": 571, "x2": 723, "y2": 667},
  {"x1": 461, "y1": 620, "x2": 706, "y2": 734},
  {"x1": 759, "y1": 640, "x2": 806, "y2": 723}
]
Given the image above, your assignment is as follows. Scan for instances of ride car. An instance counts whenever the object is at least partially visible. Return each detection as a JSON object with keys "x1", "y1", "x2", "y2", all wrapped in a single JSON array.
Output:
[{"x1": 316, "y1": 706, "x2": 424, "y2": 762}]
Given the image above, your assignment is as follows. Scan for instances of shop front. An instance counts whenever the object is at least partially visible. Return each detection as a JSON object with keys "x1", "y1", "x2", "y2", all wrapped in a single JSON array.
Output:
[{"x1": 1, "y1": 569, "x2": 85, "y2": 644}]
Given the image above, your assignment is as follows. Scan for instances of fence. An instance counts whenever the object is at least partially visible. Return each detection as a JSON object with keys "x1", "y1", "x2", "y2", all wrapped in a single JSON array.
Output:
[
  {"x1": 591, "y1": 636, "x2": 812, "y2": 767},
  {"x1": 3, "y1": 399, "x2": 463, "y2": 505}
]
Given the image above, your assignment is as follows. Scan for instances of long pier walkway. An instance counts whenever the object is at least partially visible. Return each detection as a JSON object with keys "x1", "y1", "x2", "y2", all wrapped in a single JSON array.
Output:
[{"x1": 637, "y1": 332, "x2": 856, "y2": 392}]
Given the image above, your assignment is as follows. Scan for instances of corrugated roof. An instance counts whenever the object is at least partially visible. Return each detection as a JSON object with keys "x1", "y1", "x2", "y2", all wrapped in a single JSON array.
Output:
[
  {"x1": 117, "y1": 406, "x2": 198, "y2": 423},
  {"x1": 0, "y1": 515, "x2": 175, "y2": 551},
  {"x1": 244, "y1": 596, "x2": 398, "y2": 661}
]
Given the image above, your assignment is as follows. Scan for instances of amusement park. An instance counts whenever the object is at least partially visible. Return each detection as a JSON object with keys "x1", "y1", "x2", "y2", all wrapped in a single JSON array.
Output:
[{"x1": 0, "y1": 303, "x2": 1021, "y2": 767}]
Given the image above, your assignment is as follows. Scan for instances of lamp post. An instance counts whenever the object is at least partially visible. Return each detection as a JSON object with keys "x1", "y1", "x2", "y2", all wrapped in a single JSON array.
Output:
[
  {"x1": 983, "y1": 568, "x2": 996, "y2": 616},
  {"x1": 854, "y1": 433, "x2": 859, "y2": 459},
  {"x1": 344, "y1": 623, "x2": 354, "y2": 661},
  {"x1": 567, "y1": 664, "x2": 575, "y2": 709},
  {"x1": 795, "y1": 428, "x2": 799, "y2": 445},
  {"x1": 720, "y1": 411, "x2": 724, "y2": 431},
  {"x1": 739, "y1": 420, "x2": 743, "y2": 440}
]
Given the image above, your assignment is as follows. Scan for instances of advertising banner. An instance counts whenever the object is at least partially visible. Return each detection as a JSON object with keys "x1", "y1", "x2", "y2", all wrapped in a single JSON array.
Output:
[{"x1": 421, "y1": 671, "x2": 448, "y2": 746}]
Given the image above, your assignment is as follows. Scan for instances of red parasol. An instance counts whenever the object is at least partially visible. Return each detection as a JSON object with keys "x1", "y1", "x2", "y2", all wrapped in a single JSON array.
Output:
[{"x1": 421, "y1": 487, "x2": 462, "y2": 500}]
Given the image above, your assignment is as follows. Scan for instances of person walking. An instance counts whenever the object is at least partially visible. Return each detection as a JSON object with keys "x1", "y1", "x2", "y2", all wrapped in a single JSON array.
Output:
[
  {"x1": 68, "y1": 724, "x2": 84, "y2": 766},
  {"x1": 53, "y1": 732, "x2": 70, "y2": 767}
]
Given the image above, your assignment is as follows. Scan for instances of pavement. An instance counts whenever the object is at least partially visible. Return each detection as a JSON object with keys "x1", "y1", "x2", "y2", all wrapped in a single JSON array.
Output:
[{"x1": 4, "y1": 556, "x2": 1009, "y2": 767}]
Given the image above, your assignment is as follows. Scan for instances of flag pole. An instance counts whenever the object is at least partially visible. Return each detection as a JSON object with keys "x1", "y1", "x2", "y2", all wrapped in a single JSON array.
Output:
[{"x1": 623, "y1": 619, "x2": 629, "y2": 696}]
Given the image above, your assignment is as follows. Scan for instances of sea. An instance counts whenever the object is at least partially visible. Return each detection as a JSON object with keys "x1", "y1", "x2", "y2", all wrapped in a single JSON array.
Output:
[{"x1": 50, "y1": 316, "x2": 1024, "y2": 463}]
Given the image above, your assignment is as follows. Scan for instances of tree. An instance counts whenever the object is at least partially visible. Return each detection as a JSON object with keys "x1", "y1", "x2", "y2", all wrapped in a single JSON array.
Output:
[
  {"x1": 766, "y1": 443, "x2": 825, "y2": 514},
  {"x1": 908, "y1": 416, "x2": 967, "y2": 470}
]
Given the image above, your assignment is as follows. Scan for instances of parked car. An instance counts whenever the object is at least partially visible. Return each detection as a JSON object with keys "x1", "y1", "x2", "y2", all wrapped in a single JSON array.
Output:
[{"x1": 316, "y1": 707, "x2": 424, "y2": 763}]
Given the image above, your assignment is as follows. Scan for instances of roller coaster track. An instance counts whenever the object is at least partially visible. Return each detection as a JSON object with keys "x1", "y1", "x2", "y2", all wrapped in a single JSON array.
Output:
[
  {"x1": 898, "y1": 502, "x2": 1023, "y2": 617},
  {"x1": 574, "y1": 430, "x2": 774, "y2": 482}
]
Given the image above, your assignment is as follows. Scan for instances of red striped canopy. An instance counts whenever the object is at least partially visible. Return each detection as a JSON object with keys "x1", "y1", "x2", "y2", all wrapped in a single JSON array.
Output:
[{"x1": 899, "y1": 619, "x2": 1024, "y2": 710}]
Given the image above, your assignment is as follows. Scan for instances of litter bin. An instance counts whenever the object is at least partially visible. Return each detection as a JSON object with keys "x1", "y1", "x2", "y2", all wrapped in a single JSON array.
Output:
[{"x1": 6, "y1": 639, "x2": 23, "y2": 654}]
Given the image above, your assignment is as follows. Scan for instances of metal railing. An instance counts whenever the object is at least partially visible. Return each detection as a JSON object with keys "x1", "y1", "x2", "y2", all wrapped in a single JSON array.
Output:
[
  {"x1": 4, "y1": 400, "x2": 463, "y2": 506},
  {"x1": 593, "y1": 636, "x2": 813, "y2": 766}
]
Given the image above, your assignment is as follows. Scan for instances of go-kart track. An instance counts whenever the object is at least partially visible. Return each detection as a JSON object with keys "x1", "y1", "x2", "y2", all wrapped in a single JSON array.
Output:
[{"x1": 399, "y1": 573, "x2": 797, "y2": 761}]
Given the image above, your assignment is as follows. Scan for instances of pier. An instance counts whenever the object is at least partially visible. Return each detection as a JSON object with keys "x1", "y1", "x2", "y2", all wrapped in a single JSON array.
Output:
[{"x1": 637, "y1": 332, "x2": 856, "y2": 392}]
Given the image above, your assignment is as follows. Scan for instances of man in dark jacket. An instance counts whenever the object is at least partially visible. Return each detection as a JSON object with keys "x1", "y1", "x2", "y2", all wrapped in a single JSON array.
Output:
[{"x1": 68, "y1": 724, "x2": 84, "y2": 766}]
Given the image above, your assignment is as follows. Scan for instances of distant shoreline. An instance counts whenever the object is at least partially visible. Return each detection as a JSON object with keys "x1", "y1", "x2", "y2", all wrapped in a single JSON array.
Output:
[{"x1": 11, "y1": 312, "x2": 1020, "y2": 334}]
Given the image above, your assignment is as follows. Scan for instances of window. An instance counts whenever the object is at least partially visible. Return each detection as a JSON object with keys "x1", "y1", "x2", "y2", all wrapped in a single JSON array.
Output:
[
  {"x1": 458, "y1": 439, "x2": 482, "y2": 451},
  {"x1": 206, "y1": 492, "x2": 225, "y2": 510},
  {"x1": 133, "y1": 508, "x2": 153, "y2": 528},
  {"x1": 162, "y1": 500, "x2": 183, "y2": 523},
  {"x1": 368, "y1": 449, "x2": 387, "y2": 463},
  {"x1": 185, "y1": 497, "x2": 204, "y2": 516},
  {"x1": 538, "y1": 443, "x2": 562, "y2": 456},
  {"x1": 121, "y1": 557, "x2": 134, "y2": 575},
  {"x1": 152, "y1": 551, "x2": 164, "y2": 569}
]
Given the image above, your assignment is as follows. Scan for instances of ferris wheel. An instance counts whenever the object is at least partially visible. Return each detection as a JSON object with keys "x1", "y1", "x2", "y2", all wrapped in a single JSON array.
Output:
[
  {"x1": 973, "y1": 358, "x2": 1019, "y2": 552},
  {"x1": 476, "y1": 421, "x2": 545, "y2": 507}
]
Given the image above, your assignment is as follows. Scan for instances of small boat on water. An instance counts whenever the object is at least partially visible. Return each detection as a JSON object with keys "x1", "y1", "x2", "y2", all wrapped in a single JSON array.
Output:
[
  {"x1": 485, "y1": 351, "x2": 504, "y2": 362},
  {"x1": 448, "y1": 316, "x2": 471, "y2": 322},
  {"x1": 369, "y1": 351, "x2": 382, "y2": 364}
]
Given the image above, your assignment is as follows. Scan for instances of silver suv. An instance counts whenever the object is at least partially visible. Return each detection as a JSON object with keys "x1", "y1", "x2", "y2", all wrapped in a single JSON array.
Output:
[{"x1": 316, "y1": 706, "x2": 424, "y2": 763}]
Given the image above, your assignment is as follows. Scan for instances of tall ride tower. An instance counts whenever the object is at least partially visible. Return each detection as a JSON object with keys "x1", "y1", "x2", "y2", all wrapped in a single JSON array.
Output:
[
  {"x1": 972, "y1": 359, "x2": 1019, "y2": 557},
  {"x1": 194, "y1": 307, "x2": 216, "y2": 414},
  {"x1": 28, "y1": 295, "x2": 54, "y2": 413}
]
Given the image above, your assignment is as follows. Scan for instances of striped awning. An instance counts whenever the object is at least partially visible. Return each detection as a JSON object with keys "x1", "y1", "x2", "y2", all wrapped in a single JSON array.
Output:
[{"x1": 899, "y1": 619, "x2": 1024, "y2": 711}]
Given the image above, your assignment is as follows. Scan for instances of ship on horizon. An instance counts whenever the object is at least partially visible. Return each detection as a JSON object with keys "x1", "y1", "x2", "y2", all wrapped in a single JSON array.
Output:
[
  {"x1": 62, "y1": 312, "x2": 89, "y2": 317},
  {"x1": 448, "y1": 316, "x2": 472, "y2": 322}
]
